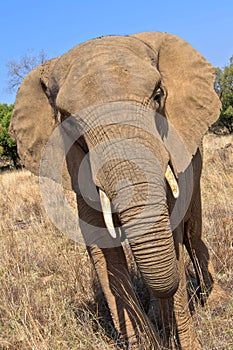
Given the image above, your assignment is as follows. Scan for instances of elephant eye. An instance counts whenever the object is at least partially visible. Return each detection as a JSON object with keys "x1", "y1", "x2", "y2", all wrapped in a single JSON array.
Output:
[{"x1": 153, "y1": 87, "x2": 164, "y2": 104}]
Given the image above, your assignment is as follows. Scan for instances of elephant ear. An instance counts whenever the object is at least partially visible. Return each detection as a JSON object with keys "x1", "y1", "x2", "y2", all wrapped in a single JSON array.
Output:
[
  {"x1": 9, "y1": 58, "x2": 88, "y2": 192},
  {"x1": 133, "y1": 32, "x2": 221, "y2": 158},
  {"x1": 9, "y1": 58, "x2": 59, "y2": 175}
]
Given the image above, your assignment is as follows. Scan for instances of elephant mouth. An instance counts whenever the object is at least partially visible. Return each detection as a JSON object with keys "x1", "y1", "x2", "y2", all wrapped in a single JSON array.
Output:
[{"x1": 99, "y1": 164, "x2": 179, "y2": 238}]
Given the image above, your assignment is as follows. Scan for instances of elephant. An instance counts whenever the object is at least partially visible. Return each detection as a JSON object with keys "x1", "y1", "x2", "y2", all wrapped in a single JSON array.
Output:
[{"x1": 9, "y1": 32, "x2": 227, "y2": 349}]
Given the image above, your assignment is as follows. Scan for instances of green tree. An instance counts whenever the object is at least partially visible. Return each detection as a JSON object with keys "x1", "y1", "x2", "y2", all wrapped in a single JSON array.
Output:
[
  {"x1": 0, "y1": 104, "x2": 19, "y2": 167},
  {"x1": 214, "y1": 56, "x2": 233, "y2": 133}
]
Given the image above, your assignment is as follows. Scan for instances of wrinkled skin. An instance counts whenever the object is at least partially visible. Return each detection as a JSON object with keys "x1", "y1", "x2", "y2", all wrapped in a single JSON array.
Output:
[{"x1": 9, "y1": 32, "x2": 227, "y2": 349}]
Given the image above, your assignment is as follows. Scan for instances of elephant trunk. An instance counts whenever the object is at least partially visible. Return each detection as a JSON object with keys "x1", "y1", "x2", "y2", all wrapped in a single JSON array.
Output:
[
  {"x1": 92, "y1": 145, "x2": 179, "y2": 299},
  {"x1": 111, "y1": 168, "x2": 179, "y2": 299},
  {"x1": 80, "y1": 102, "x2": 179, "y2": 298},
  {"x1": 127, "y1": 213, "x2": 179, "y2": 298}
]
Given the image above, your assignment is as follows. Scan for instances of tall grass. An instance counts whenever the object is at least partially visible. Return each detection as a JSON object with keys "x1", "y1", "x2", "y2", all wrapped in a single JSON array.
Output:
[
  {"x1": 0, "y1": 133, "x2": 232, "y2": 349},
  {"x1": 0, "y1": 172, "x2": 113, "y2": 349},
  {"x1": 192, "y1": 134, "x2": 233, "y2": 349}
]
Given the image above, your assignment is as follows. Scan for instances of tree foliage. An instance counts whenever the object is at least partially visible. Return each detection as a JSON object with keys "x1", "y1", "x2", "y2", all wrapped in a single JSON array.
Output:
[
  {"x1": 213, "y1": 56, "x2": 233, "y2": 133},
  {"x1": 0, "y1": 104, "x2": 19, "y2": 167}
]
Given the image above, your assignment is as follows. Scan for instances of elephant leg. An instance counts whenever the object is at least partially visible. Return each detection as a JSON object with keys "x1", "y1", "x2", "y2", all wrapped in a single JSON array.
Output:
[
  {"x1": 173, "y1": 224, "x2": 202, "y2": 349},
  {"x1": 160, "y1": 223, "x2": 201, "y2": 349},
  {"x1": 88, "y1": 245, "x2": 155, "y2": 346},
  {"x1": 77, "y1": 195, "x2": 159, "y2": 348},
  {"x1": 184, "y1": 188, "x2": 228, "y2": 306}
]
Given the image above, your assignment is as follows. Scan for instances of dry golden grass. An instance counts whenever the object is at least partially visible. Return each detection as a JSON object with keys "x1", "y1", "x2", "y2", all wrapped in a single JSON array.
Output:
[
  {"x1": 0, "y1": 172, "x2": 113, "y2": 349},
  {"x1": 193, "y1": 133, "x2": 233, "y2": 349},
  {"x1": 0, "y1": 133, "x2": 232, "y2": 349}
]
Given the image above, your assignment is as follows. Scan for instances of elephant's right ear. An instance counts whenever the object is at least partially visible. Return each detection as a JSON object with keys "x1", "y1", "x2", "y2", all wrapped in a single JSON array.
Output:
[
  {"x1": 132, "y1": 32, "x2": 221, "y2": 158},
  {"x1": 9, "y1": 58, "x2": 59, "y2": 175}
]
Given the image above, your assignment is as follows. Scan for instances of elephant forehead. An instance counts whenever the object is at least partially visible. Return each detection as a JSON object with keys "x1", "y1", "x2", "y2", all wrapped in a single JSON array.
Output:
[
  {"x1": 73, "y1": 53, "x2": 158, "y2": 92},
  {"x1": 55, "y1": 35, "x2": 156, "y2": 68},
  {"x1": 53, "y1": 39, "x2": 160, "y2": 114}
]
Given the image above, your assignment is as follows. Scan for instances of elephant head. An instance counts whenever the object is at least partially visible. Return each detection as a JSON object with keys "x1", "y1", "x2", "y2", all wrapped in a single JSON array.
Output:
[{"x1": 10, "y1": 32, "x2": 220, "y2": 299}]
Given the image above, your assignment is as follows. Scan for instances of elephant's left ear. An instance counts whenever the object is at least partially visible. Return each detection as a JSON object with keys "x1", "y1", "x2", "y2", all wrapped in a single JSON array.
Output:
[
  {"x1": 133, "y1": 32, "x2": 221, "y2": 157},
  {"x1": 9, "y1": 58, "x2": 59, "y2": 175}
]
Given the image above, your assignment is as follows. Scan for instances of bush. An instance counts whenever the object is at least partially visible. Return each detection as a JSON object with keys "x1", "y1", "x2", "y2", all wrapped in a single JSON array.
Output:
[
  {"x1": 0, "y1": 103, "x2": 20, "y2": 168},
  {"x1": 213, "y1": 57, "x2": 233, "y2": 134}
]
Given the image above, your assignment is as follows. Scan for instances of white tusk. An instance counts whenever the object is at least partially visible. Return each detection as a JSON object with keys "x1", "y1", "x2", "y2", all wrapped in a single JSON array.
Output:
[
  {"x1": 165, "y1": 165, "x2": 179, "y2": 199},
  {"x1": 99, "y1": 189, "x2": 120, "y2": 239}
]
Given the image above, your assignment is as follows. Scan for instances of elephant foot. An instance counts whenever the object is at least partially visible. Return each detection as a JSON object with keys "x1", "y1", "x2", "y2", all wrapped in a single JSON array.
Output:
[
  {"x1": 115, "y1": 335, "x2": 135, "y2": 350},
  {"x1": 160, "y1": 325, "x2": 202, "y2": 350},
  {"x1": 115, "y1": 335, "x2": 157, "y2": 350},
  {"x1": 114, "y1": 331, "x2": 139, "y2": 349},
  {"x1": 175, "y1": 337, "x2": 201, "y2": 350}
]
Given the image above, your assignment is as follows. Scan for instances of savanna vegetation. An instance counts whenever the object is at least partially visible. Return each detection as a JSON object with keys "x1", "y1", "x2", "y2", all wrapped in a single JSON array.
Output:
[
  {"x1": 0, "y1": 104, "x2": 19, "y2": 169},
  {"x1": 213, "y1": 56, "x2": 233, "y2": 134}
]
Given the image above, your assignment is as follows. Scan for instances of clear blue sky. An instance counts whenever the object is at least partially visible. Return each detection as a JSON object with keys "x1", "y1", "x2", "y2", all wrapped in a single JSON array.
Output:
[{"x1": 1, "y1": 0, "x2": 232, "y2": 104}]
